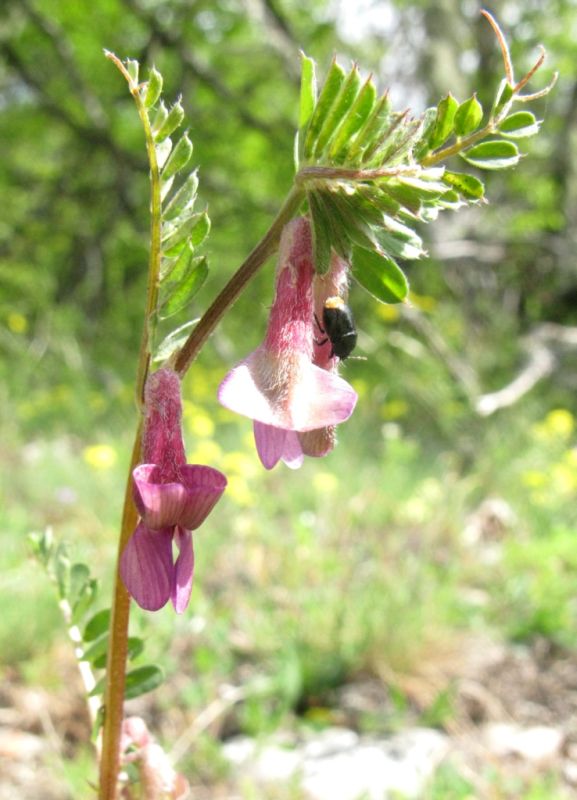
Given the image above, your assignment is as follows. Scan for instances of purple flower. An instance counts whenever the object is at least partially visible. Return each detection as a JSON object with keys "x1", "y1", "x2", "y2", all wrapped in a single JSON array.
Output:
[
  {"x1": 218, "y1": 217, "x2": 357, "y2": 469},
  {"x1": 120, "y1": 369, "x2": 226, "y2": 613}
]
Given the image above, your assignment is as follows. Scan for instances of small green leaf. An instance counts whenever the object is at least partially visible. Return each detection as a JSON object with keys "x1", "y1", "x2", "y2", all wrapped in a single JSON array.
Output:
[
  {"x1": 71, "y1": 578, "x2": 98, "y2": 624},
  {"x1": 499, "y1": 111, "x2": 541, "y2": 138},
  {"x1": 127, "y1": 636, "x2": 145, "y2": 662},
  {"x1": 154, "y1": 320, "x2": 198, "y2": 363},
  {"x1": 309, "y1": 193, "x2": 332, "y2": 275},
  {"x1": 144, "y1": 67, "x2": 163, "y2": 108},
  {"x1": 161, "y1": 134, "x2": 193, "y2": 180},
  {"x1": 154, "y1": 100, "x2": 185, "y2": 142},
  {"x1": 152, "y1": 101, "x2": 168, "y2": 134},
  {"x1": 442, "y1": 171, "x2": 485, "y2": 200},
  {"x1": 429, "y1": 93, "x2": 459, "y2": 150},
  {"x1": 69, "y1": 563, "x2": 91, "y2": 608},
  {"x1": 299, "y1": 53, "x2": 317, "y2": 130},
  {"x1": 163, "y1": 172, "x2": 199, "y2": 221},
  {"x1": 493, "y1": 79, "x2": 515, "y2": 115},
  {"x1": 160, "y1": 256, "x2": 208, "y2": 318},
  {"x1": 162, "y1": 211, "x2": 210, "y2": 255},
  {"x1": 329, "y1": 77, "x2": 377, "y2": 162},
  {"x1": 124, "y1": 665, "x2": 164, "y2": 700},
  {"x1": 82, "y1": 634, "x2": 109, "y2": 666},
  {"x1": 462, "y1": 139, "x2": 520, "y2": 170},
  {"x1": 366, "y1": 116, "x2": 421, "y2": 167},
  {"x1": 351, "y1": 246, "x2": 409, "y2": 304},
  {"x1": 347, "y1": 92, "x2": 392, "y2": 163},
  {"x1": 54, "y1": 544, "x2": 71, "y2": 599},
  {"x1": 84, "y1": 609, "x2": 111, "y2": 642},
  {"x1": 312, "y1": 192, "x2": 352, "y2": 261},
  {"x1": 125, "y1": 59, "x2": 139, "y2": 85},
  {"x1": 412, "y1": 107, "x2": 438, "y2": 161},
  {"x1": 29, "y1": 529, "x2": 54, "y2": 565},
  {"x1": 454, "y1": 94, "x2": 483, "y2": 137},
  {"x1": 304, "y1": 59, "x2": 346, "y2": 158},
  {"x1": 314, "y1": 65, "x2": 361, "y2": 158}
]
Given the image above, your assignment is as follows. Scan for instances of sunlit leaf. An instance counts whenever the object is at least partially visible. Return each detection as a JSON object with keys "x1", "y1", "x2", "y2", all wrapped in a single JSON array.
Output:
[
  {"x1": 499, "y1": 111, "x2": 540, "y2": 138},
  {"x1": 351, "y1": 246, "x2": 409, "y2": 303},
  {"x1": 124, "y1": 665, "x2": 164, "y2": 700},
  {"x1": 125, "y1": 59, "x2": 139, "y2": 84},
  {"x1": 462, "y1": 139, "x2": 520, "y2": 170},
  {"x1": 299, "y1": 53, "x2": 317, "y2": 130},
  {"x1": 346, "y1": 92, "x2": 392, "y2": 163},
  {"x1": 163, "y1": 172, "x2": 199, "y2": 221},
  {"x1": 161, "y1": 134, "x2": 193, "y2": 180},
  {"x1": 314, "y1": 66, "x2": 361, "y2": 158},
  {"x1": 152, "y1": 101, "x2": 168, "y2": 134},
  {"x1": 492, "y1": 79, "x2": 515, "y2": 114},
  {"x1": 454, "y1": 94, "x2": 483, "y2": 137},
  {"x1": 154, "y1": 100, "x2": 185, "y2": 142},
  {"x1": 162, "y1": 211, "x2": 209, "y2": 255},
  {"x1": 154, "y1": 320, "x2": 198, "y2": 363},
  {"x1": 144, "y1": 67, "x2": 163, "y2": 108},
  {"x1": 69, "y1": 563, "x2": 91, "y2": 608},
  {"x1": 442, "y1": 171, "x2": 485, "y2": 200},
  {"x1": 329, "y1": 78, "x2": 377, "y2": 162},
  {"x1": 429, "y1": 93, "x2": 459, "y2": 149},
  {"x1": 303, "y1": 59, "x2": 346, "y2": 158},
  {"x1": 160, "y1": 256, "x2": 208, "y2": 318}
]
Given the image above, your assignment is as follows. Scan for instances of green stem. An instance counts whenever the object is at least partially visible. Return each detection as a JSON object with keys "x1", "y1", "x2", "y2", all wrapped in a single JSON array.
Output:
[{"x1": 173, "y1": 184, "x2": 304, "y2": 375}]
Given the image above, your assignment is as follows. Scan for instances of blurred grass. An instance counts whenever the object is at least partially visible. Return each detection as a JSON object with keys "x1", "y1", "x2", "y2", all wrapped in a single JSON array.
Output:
[{"x1": 2, "y1": 372, "x2": 577, "y2": 796}]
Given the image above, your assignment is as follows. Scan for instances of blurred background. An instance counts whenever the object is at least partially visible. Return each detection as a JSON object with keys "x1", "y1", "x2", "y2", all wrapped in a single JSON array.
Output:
[{"x1": 1, "y1": 0, "x2": 577, "y2": 797}]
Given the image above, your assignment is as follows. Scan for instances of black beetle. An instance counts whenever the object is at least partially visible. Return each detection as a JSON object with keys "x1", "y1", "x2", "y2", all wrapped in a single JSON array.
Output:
[{"x1": 315, "y1": 296, "x2": 357, "y2": 360}]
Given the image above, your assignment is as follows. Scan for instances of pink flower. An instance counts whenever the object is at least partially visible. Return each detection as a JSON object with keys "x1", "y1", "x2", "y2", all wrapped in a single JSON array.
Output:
[
  {"x1": 218, "y1": 217, "x2": 357, "y2": 469},
  {"x1": 120, "y1": 369, "x2": 226, "y2": 613}
]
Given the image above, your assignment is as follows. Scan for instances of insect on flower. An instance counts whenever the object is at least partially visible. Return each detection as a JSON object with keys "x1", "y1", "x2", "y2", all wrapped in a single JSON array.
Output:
[{"x1": 315, "y1": 296, "x2": 357, "y2": 360}]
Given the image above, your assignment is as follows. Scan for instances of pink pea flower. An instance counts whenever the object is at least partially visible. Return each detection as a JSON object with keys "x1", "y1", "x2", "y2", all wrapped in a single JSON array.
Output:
[
  {"x1": 120, "y1": 368, "x2": 226, "y2": 613},
  {"x1": 217, "y1": 217, "x2": 357, "y2": 469}
]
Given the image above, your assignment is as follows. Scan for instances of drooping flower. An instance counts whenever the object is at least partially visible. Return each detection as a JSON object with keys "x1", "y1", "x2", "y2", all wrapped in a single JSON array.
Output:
[
  {"x1": 217, "y1": 217, "x2": 357, "y2": 469},
  {"x1": 120, "y1": 368, "x2": 226, "y2": 612},
  {"x1": 299, "y1": 250, "x2": 351, "y2": 459}
]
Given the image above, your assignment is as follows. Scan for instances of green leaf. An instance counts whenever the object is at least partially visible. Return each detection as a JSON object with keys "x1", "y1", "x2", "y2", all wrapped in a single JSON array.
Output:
[
  {"x1": 125, "y1": 59, "x2": 139, "y2": 85},
  {"x1": 303, "y1": 59, "x2": 346, "y2": 158},
  {"x1": 161, "y1": 134, "x2": 193, "y2": 180},
  {"x1": 347, "y1": 92, "x2": 392, "y2": 163},
  {"x1": 326, "y1": 191, "x2": 377, "y2": 250},
  {"x1": 314, "y1": 65, "x2": 361, "y2": 158},
  {"x1": 153, "y1": 320, "x2": 198, "y2": 363},
  {"x1": 329, "y1": 77, "x2": 377, "y2": 162},
  {"x1": 454, "y1": 94, "x2": 483, "y2": 137},
  {"x1": 499, "y1": 111, "x2": 541, "y2": 138},
  {"x1": 162, "y1": 211, "x2": 210, "y2": 255},
  {"x1": 462, "y1": 139, "x2": 520, "y2": 170},
  {"x1": 308, "y1": 193, "x2": 332, "y2": 275},
  {"x1": 429, "y1": 93, "x2": 459, "y2": 150},
  {"x1": 84, "y1": 609, "x2": 111, "y2": 642},
  {"x1": 311, "y1": 192, "x2": 352, "y2": 261},
  {"x1": 71, "y1": 578, "x2": 98, "y2": 624},
  {"x1": 124, "y1": 665, "x2": 164, "y2": 700},
  {"x1": 351, "y1": 246, "x2": 409, "y2": 303},
  {"x1": 28, "y1": 529, "x2": 54, "y2": 566},
  {"x1": 163, "y1": 172, "x2": 199, "y2": 221},
  {"x1": 493, "y1": 79, "x2": 515, "y2": 115},
  {"x1": 154, "y1": 100, "x2": 185, "y2": 142},
  {"x1": 299, "y1": 53, "x2": 317, "y2": 130},
  {"x1": 127, "y1": 636, "x2": 145, "y2": 663},
  {"x1": 152, "y1": 101, "x2": 168, "y2": 134},
  {"x1": 82, "y1": 634, "x2": 108, "y2": 666},
  {"x1": 54, "y1": 543, "x2": 70, "y2": 599},
  {"x1": 442, "y1": 171, "x2": 485, "y2": 200},
  {"x1": 366, "y1": 116, "x2": 421, "y2": 167},
  {"x1": 412, "y1": 107, "x2": 438, "y2": 161},
  {"x1": 69, "y1": 563, "x2": 91, "y2": 608},
  {"x1": 160, "y1": 255, "x2": 208, "y2": 318},
  {"x1": 144, "y1": 67, "x2": 163, "y2": 108}
]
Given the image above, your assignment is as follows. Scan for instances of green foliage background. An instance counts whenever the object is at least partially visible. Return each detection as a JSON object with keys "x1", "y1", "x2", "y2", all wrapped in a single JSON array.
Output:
[{"x1": 2, "y1": 0, "x2": 577, "y2": 796}]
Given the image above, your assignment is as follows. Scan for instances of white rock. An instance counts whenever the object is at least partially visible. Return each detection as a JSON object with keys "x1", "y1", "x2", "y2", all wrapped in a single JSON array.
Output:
[{"x1": 484, "y1": 723, "x2": 564, "y2": 763}]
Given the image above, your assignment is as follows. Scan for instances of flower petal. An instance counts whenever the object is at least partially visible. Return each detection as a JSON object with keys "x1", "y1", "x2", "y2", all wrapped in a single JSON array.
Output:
[
  {"x1": 171, "y1": 527, "x2": 194, "y2": 614},
  {"x1": 281, "y1": 430, "x2": 304, "y2": 469},
  {"x1": 217, "y1": 350, "x2": 282, "y2": 427},
  {"x1": 253, "y1": 421, "x2": 286, "y2": 469},
  {"x1": 177, "y1": 465, "x2": 227, "y2": 529},
  {"x1": 289, "y1": 363, "x2": 358, "y2": 431},
  {"x1": 120, "y1": 523, "x2": 174, "y2": 611},
  {"x1": 133, "y1": 464, "x2": 226, "y2": 531}
]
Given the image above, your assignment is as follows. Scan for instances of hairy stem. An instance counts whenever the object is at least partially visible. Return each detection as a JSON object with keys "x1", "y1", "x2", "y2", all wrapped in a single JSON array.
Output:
[
  {"x1": 98, "y1": 422, "x2": 142, "y2": 800},
  {"x1": 173, "y1": 185, "x2": 304, "y2": 375}
]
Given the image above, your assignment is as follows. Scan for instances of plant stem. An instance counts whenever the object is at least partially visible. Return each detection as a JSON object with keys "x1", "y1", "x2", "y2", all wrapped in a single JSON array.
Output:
[
  {"x1": 173, "y1": 185, "x2": 304, "y2": 375},
  {"x1": 98, "y1": 421, "x2": 142, "y2": 800}
]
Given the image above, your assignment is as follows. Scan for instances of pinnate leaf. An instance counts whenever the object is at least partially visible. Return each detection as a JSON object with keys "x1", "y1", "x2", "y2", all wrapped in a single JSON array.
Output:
[
  {"x1": 304, "y1": 59, "x2": 345, "y2": 158},
  {"x1": 161, "y1": 134, "x2": 192, "y2": 180},
  {"x1": 314, "y1": 65, "x2": 361, "y2": 158},
  {"x1": 499, "y1": 111, "x2": 540, "y2": 138},
  {"x1": 154, "y1": 101, "x2": 185, "y2": 142}
]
